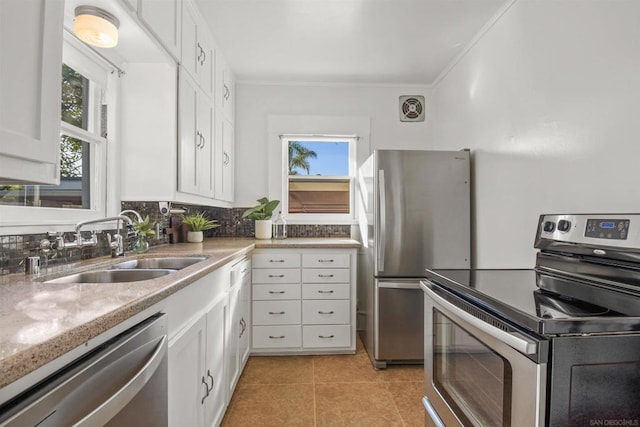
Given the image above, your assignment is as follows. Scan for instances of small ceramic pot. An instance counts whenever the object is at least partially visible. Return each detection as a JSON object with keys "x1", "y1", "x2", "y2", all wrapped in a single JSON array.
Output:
[
  {"x1": 187, "y1": 231, "x2": 203, "y2": 243},
  {"x1": 254, "y1": 220, "x2": 272, "y2": 240}
]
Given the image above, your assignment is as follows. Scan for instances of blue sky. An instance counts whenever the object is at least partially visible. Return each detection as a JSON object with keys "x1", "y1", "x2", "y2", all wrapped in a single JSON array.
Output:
[{"x1": 290, "y1": 141, "x2": 349, "y2": 176}]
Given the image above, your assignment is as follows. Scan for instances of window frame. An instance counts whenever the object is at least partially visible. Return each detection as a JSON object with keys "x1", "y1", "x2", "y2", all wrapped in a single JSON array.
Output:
[
  {"x1": 0, "y1": 36, "x2": 115, "y2": 235},
  {"x1": 280, "y1": 135, "x2": 357, "y2": 224}
]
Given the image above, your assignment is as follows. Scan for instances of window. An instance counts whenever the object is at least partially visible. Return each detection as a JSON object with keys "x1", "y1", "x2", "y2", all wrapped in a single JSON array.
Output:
[
  {"x1": 281, "y1": 136, "x2": 357, "y2": 221},
  {"x1": 0, "y1": 36, "x2": 113, "y2": 232}
]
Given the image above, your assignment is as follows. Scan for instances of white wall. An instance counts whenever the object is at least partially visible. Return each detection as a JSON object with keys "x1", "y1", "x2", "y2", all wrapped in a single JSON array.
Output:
[
  {"x1": 234, "y1": 83, "x2": 432, "y2": 206},
  {"x1": 431, "y1": 0, "x2": 640, "y2": 268}
]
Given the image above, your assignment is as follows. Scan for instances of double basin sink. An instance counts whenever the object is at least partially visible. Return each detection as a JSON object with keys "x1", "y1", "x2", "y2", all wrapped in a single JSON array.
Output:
[{"x1": 45, "y1": 257, "x2": 207, "y2": 284}]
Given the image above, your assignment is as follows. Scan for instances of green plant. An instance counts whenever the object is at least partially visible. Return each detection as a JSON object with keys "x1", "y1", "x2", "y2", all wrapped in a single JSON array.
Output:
[
  {"x1": 242, "y1": 197, "x2": 280, "y2": 220},
  {"x1": 181, "y1": 212, "x2": 220, "y2": 232},
  {"x1": 132, "y1": 216, "x2": 156, "y2": 238}
]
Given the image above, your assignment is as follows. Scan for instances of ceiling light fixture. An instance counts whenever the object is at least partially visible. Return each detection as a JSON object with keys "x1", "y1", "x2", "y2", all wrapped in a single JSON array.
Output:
[{"x1": 74, "y1": 6, "x2": 120, "y2": 48}]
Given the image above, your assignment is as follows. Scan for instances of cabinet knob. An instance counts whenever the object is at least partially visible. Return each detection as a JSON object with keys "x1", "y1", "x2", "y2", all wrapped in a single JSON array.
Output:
[
  {"x1": 268, "y1": 274, "x2": 285, "y2": 278},
  {"x1": 268, "y1": 335, "x2": 285, "y2": 339},
  {"x1": 318, "y1": 311, "x2": 335, "y2": 315},
  {"x1": 268, "y1": 311, "x2": 285, "y2": 315},
  {"x1": 318, "y1": 274, "x2": 334, "y2": 278},
  {"x1": 318, "y1": 335, "x2": 335, "y2": 339},
  {"x1": 318, "y1": 290, "x2": 334, "y2": 294},
  {"x1": 269, "y1": 290, "x2": 285, "y2": 294}
]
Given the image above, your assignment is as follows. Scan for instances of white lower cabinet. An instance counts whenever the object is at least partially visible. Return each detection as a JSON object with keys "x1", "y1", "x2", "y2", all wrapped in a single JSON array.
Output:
[
  {"x1": 251, "y1": 248, "x2": 357, "y2": 354},
  {"x1": 225, "y1": 257, "x2": 251, "y2": 402},
  {"x1": 169, "y1": 295, "x2": 227, "y2": 427},
  {"x1": 166, "y1": 256, "x2": 250, "y2": 427},
  {"x1": 168, "y1": 315, "x2": 206, "y2": 427}
]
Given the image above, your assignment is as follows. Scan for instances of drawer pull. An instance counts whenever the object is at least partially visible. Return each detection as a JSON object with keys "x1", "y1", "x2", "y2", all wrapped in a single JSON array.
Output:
[
  {"x1": 269, "y1": 290, "x2": 285, "y2": 294},
  {"x1": 318, "y1": 311, "x2": 335, "y2": 315},
  {"x1": 318, "y1": 274, "x2": 334, "y2": 278},
  {"x1": 269, "y1": 311, "x2": 285, "y2": 315},
  {"x1": 319, "y1": 334, "x2": 335, "y2": 339},
  {"x1": 268, "y1": 274, "x2": 285, "y2": 278},
  {"x1": 269, "y1": 335, "x2": 286, "y2": 339},
  {"x1": 318, "y1": 259, "x2": 334, "y2": 263},
  {"x1": 318, "y1": 290, "x2": 334, "y2": 294},
  {"x1": 269, "y1": 259, "x2": 285, "y2": 263}
]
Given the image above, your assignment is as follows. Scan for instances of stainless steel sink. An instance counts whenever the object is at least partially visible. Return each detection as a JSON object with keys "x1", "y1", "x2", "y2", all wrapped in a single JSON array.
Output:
[
  {"x1": 110, "y1": 257, "x2": 207, "y2": 270},
  {"x1": 45, "y1": 269, "x2": 177, "y2": 284}
]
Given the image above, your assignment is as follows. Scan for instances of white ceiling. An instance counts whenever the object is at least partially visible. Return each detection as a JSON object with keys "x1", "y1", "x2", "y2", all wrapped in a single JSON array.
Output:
[{"x1": 196, "y1": 0, "x2": 507, "y2": 85}]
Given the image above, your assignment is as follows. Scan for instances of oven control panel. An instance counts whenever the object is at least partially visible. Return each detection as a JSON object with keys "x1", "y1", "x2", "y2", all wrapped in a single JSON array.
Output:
[
  {"x1": 584, "y1": 218, "x2": 630, "y2": 240},
  {"x1": 536, "y1": 214, "x2": 639, "y2": 250}
]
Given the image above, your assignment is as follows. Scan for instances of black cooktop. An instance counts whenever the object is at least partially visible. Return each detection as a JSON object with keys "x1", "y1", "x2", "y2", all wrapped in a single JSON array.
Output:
[{"x1": 424, "y1": 269, "x2": 640, "y2": 336}]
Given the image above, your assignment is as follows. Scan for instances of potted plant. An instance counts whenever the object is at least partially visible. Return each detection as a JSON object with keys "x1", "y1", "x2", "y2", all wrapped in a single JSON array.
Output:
[
  {"x1": 131, "y1": 216, "x2": 155, "y2": 253},
  {"x1": 242, "y1": 197, "x2": 280, "y2": 239},
  {"x1": 181, "y1": 212, "x2": 220, "y2": 243}
]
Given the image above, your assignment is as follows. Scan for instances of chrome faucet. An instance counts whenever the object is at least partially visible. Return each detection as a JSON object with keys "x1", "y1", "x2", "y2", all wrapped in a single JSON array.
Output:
[
  {"x1": 76, "y1": 215, "x2": 133, "y2": 257},
  {"x1": 119, "y1": 209, "x2": 143, "y2": 222}
]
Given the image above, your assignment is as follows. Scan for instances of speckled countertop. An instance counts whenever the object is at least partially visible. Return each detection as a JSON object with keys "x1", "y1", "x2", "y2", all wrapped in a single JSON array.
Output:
[{"x1": 0, "y1": 237, "x2": 359, "y2": 391}]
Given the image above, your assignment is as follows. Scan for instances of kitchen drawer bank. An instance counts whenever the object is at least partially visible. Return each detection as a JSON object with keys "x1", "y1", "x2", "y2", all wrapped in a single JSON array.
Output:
[
  {"x1": 251, "y1": 241, "x2": 360, "y2": 355},
  {"x1": 0, "y1": 238, "x2": 255, "y2": 408}
]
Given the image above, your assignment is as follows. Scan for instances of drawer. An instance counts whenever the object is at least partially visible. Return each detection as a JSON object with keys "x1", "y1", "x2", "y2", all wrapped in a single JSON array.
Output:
[
  {"x1": 253, "y1": 325, "x2": 301, "y2": 349},
  {"x1": 253, "y1": 253, "x2": 300, "y2": 268},
  {"x1": 302, "y1": 300, "x2": 350, "y2": 325},
  {"x1": 253, "y1": 300, "x2": 301, "y2": 325},
  {"x1": 302, "y1": 268, "x2": 350, "y2": 283},
  {"x1": 253, "y1": 269, "x2": 301, "y2": 284},
  {"x1": 253, "y1": 283, "x2": 301, "y2": 301},
  {"x1": 302, "y1": 283, "x2": 350, "y2": 300},
  {"x1": 303, "y1": 325, "x2": 351, "y2": 348},
  {"x1": 302, "y1": 253, "x2": 350, "y2": 268}
]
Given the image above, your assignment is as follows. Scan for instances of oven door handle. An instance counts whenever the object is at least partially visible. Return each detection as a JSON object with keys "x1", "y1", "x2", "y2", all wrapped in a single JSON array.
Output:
[{"x1": 422, "y1": 282, "x2": 539, "y2": 355}]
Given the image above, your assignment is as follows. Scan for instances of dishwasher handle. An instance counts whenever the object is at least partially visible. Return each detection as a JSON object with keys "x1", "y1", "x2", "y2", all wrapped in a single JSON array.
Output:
[{"x1": 74, "y1": 335, "x2": 167, "y2": 426}]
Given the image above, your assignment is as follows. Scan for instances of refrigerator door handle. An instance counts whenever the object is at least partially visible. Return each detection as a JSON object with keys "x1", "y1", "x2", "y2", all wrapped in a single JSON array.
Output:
[
  {"x1": 378, "y1": 282, "x2": 421, "y2": 290},
  {"x1": 378, "y1": 169, "x2": 386, "y2": 272}
]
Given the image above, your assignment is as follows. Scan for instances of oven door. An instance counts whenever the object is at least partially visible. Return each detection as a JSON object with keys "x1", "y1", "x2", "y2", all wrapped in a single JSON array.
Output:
[{"x1": 421, "y1": 281, "x2": 547, "y2": 427}]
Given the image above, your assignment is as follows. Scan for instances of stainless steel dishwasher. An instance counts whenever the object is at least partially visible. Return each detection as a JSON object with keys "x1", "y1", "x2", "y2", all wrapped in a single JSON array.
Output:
[{"x1": 0, "y1": 313, "x2": 168, "y2": 426}]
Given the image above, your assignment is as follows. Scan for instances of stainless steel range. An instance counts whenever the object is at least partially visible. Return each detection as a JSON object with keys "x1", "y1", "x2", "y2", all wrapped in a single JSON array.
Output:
[{"x1": 421, "y1": 214, "x2": 640, "y2": 427}]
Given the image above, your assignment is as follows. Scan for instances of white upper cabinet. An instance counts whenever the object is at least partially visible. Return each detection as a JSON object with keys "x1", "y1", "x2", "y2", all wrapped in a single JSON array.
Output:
[
  {"x1": 138, "y1": 0, "x2": 182, "y2": 60},
  {"x1": 214, "y1": 115, "x2": 234, "y2": 202},
  {"x1": 215, "y1": 50, "x2": 235, "y2": 123},
  {"x1": 0, "y1": 0, "x2": 64, "y2": 184},
  {"x1": 181, "y1": 0, "x2": 214, "y2": 99},
  {"x1": 178, "y1": 71, "x2": 215, "y2": 198}
]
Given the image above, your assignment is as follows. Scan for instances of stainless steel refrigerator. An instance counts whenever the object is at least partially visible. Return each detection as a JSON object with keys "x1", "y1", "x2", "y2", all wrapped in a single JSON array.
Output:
[{"x1": 356, "y1": 149, "x2": 471, "y2": 368}]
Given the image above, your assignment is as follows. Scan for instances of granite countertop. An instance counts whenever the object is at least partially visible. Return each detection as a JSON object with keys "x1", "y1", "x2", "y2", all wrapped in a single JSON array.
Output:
[{"x1": 0, "y1": 237, "x2": 359, "y2": 391}]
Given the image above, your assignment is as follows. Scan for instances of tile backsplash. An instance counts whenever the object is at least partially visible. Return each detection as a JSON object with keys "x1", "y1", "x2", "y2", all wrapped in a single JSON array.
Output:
[{"x1": 0, "y1": 202, "x2": 352, "y2": 275}]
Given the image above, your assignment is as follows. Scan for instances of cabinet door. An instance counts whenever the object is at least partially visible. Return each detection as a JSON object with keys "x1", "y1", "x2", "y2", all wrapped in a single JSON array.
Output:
[
  {"x1": 238, "y1": 272, "x2": 252, "y2": 366},
  {"x1": 178, "y1": 71, "x2": 199, "y2": 196},
  {"x1": 226, "y1": 284, "x2": 241, "y2": 400},
  {"x1": 0, "y1": 0, "x2": 64, "y2": 184},
  {"x1": 181, "y1": 0, "x2": 198, "y2": 80},
  {"x1": 197, "y1": 30, "x2": 215, "y2": 99},
  {"x1": 168, "y1": 315, "x2": 207, "y2": 427},
  {"x1": 139, "y1": 0, "x2": 181, "y2": 59},
  {"x1": 198, "y1": 92, "x2": 215, "y2": 198},
  {"x1": 214, "y1": 116, "x2": 234, "y2": 201},
  {"x1": 204, "y1": 297, "x2": 228, "y2": 427},
  {"x1": 215, "y1": 51, "x2": 235, "y2": 122},
  {"x1": 179, "y1": 70, "x2": 214, "y2": 198},
  {"x1": 181, "y1": 0, "x2": 214, "y2": 97}
]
